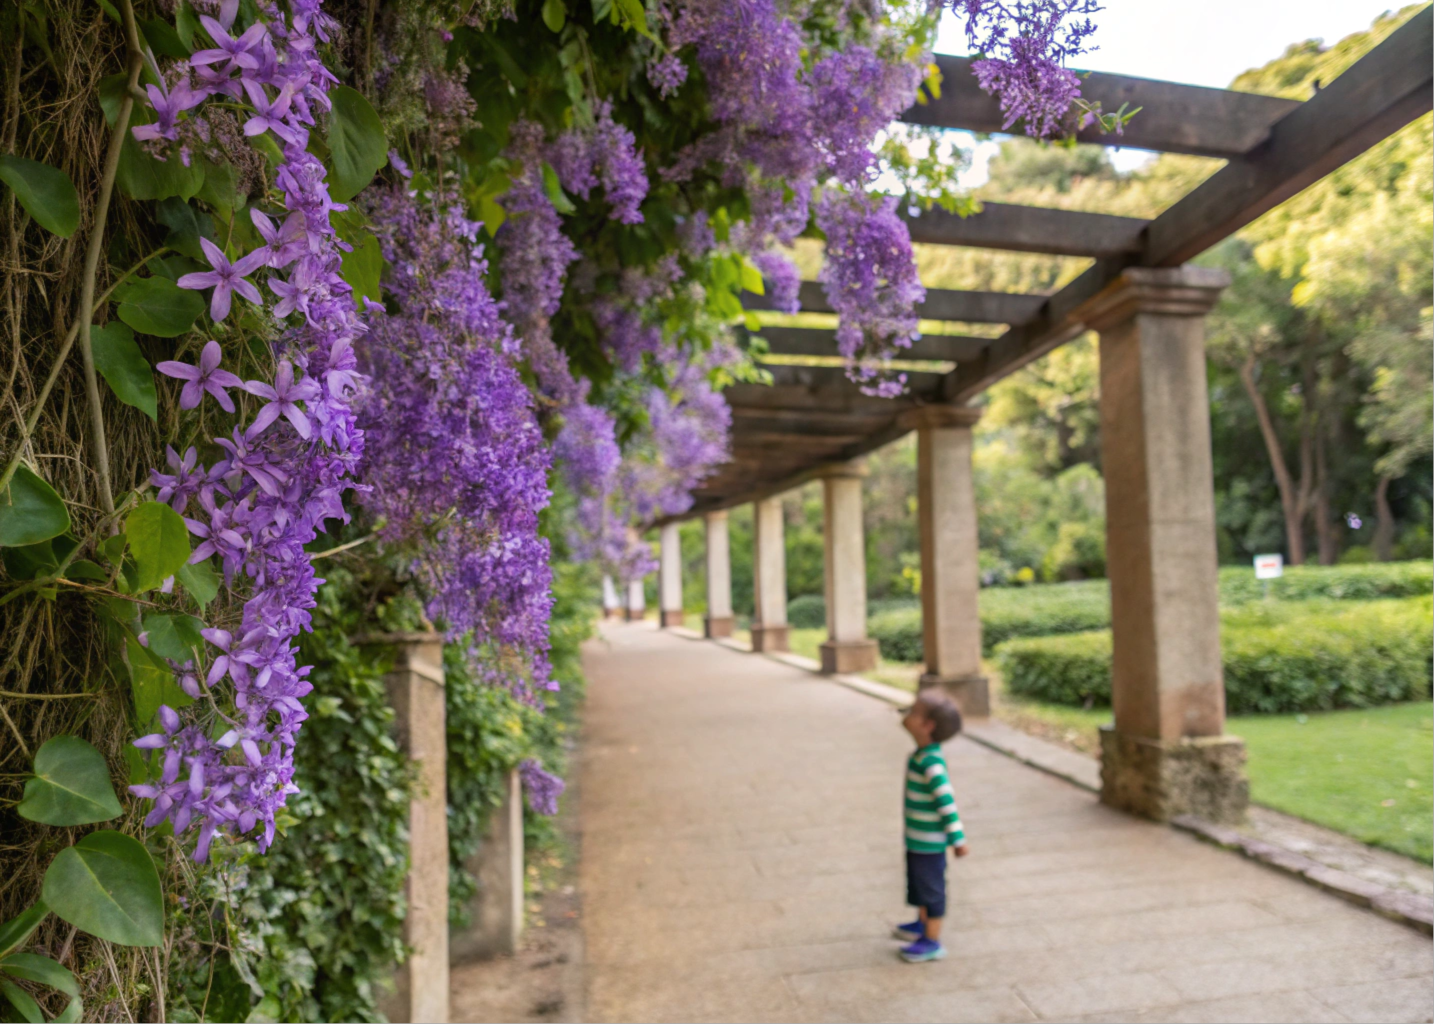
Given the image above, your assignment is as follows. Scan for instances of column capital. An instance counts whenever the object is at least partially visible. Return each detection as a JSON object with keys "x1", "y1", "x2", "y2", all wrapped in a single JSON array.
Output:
[
  {"x1": 897, "y1": 404, "x2": 983, "y2": 432},
  {"x1": 813, "y1": 457, "x2": 869, "y2": 480},
  {"x1": 703, "y1": 508, "x2": 729, "y2": 523},
  {"x1": 1082, "y1": 266, "x2": 1231, "y2": 332}
]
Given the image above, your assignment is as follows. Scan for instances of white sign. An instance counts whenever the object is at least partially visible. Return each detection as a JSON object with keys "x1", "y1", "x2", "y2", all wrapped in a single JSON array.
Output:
[{"x1": 1254, "y1": 553, "x2": 1284, "y2": 580}]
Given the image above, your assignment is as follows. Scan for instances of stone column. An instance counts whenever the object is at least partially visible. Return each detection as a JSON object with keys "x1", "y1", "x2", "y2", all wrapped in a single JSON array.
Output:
[
  {"x1": 818, "y1": 460, "x2": 877, "y2": 674},
  {"x1": 360, "y1": 633, "x2": 449, "y2": 1024},
  {"x1": 750, "y1": 497, "x2": 789, "y2": 652},
  {"x1": 659, "y1": 522, "x2": 685, "y2": 627},
  {"x1": 450, "y1": 769, "x2": 524, "y2": 961},
  {"x1": 601, "y1": 574, "x2": 620, "y2": 619},
  {"x1": 624, "y1": 577, "x2": 646, "y2": 621},
  {"x1": 900, "y1": 406, "x2": 988, "y2": 717},
  {"x1": 704, "y1": 511, "x2": 734, "y2": 638},
  {"x1": 1085, "y1": 266, "x2": 1248, "y2": 824}
]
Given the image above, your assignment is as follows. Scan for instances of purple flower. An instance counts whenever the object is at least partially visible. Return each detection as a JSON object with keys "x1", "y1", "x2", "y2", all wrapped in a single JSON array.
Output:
[
  {"x1": 250, "y1": 209, "x2": 307, "y2": 269},
  {"x1": 191, "y1": 16, "x2": 267, "y2": 75},
  {"x1": 131, "y1": 82, "x2": 201, "y2": 143},
  {"x1": 520, "y1": 759, "x2": 565, "y2": 816},
  {"x1": 241, "y1": 80, "x2": 301, "y2": 146},
  {"x1": 150, "y1": 445, "x2": 216, "y2": 512},
  {"x1": 157, "y1": 340, "x2": 244, "y2": 412},
  {"x1": 178, "y1": 237, "x2": 267, "y2": 322},
  {"x1": 243, "y1": 360, "x2": 320, "y2": 439}
]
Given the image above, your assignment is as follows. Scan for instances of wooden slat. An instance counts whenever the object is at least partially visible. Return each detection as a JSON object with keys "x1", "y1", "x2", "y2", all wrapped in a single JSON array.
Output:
[
  {"x1": 750, "y1": 326, "x2": 987, "y2": 362},
  {"x1": 744, "y1": 280, "x2": 1046, "y2": 324},
  {"x1": 903, "y1": 202, "x2": 1147, "y2": 258},
  {"x1": 902, "y1": 54, "x2": 1303, "y2": 158},
  {"x1": 760, "y1": 363, "x2": 946, "y2": 394},
  {"x1": 942, "y1": 10, "x2": 1434, "y2": 404}
]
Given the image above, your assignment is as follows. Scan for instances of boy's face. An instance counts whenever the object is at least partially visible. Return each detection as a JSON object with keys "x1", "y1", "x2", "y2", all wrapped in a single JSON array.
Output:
[{"x1": 902, "y1": 705, "x2": 934, "y2": 745}]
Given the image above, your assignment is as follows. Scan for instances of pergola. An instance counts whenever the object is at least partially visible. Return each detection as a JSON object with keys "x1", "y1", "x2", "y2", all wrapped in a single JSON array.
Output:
[{"x1": 637, "y1": 12, "x2": 1433, "y2": 825}]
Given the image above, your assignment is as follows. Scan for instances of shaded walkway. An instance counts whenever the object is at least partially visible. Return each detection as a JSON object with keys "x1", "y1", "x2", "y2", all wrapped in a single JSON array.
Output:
[{"x1": 577, "y1": 622, "x2": 1431, "y2": 1023}]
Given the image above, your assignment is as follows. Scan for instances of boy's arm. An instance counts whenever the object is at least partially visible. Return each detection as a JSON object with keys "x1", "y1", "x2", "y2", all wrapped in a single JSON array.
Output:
[{"x1": 923, "y1": 761, "x2": 968, "y2": 853}]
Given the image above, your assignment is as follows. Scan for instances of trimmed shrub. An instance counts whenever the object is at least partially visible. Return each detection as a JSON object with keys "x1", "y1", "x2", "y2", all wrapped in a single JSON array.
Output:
[
  {"x1": 996, "y1": 597, "x2": 1434, "y2": 715},
  {"x1": 787, "y1": 593, "x2": 827, "y2": 628},
  {"x1": 1216, "y1": 560, "x2": 1432, "y2": 604},
  {"x1": 870, "y1": 606, "x2": 923, "y2": 662},
  {"x1": 981, "y1": 581, "x2": 1111, "y2": 653}
]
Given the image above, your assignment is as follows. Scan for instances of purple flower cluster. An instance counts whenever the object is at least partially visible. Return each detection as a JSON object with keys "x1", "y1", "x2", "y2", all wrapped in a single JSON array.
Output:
[
  {"x1": 956, "y1": 0, "x2": 1102, "y2": 139},
  {"x1": 809, "y1": 46, "x2": 925, "y2": 185},
  {"x1": 130, "y1": 0, "x2": 366, "y2": 861},
  {"x1": 816, "y1": 191, "x2": 925, "y2": 397},
  {"x1": 358, "y1": 187, "x2": 555, "y2": 696},
  {"x1": 519, "y1": 758, "x2": 565, "y2": 816}
]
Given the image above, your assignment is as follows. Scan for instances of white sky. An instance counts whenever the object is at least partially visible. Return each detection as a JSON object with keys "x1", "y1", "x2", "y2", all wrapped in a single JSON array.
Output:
[{"x1": 934, "y1": 0, "x2": 1406, "y2": 183}]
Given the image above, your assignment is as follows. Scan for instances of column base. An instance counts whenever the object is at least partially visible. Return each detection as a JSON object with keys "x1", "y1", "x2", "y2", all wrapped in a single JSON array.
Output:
[
  {"x1": 704, "y1": 615, "x2": 735, "y2": 638},
  {"x1": 750, "y1": 624, "x2": 790, "y2": 652},
  {"x1": 624, "y1": 608, "x2": 645, "y2": 622},
  {"x1": 1099, "y1": 726, "x2": 1249, "y2": 824},
  {"x1": 820, "y1": 640, "x2": 878, "y2": 675},
  {"x1": 603, "y1": 608, "x2": 619, "y2": 619},
  {"x1": 660, "y1": 610, "x2": 685, "y2": 628},
  {"x1": 919, "y1": 673, "x2": 989, "y2": 718}
]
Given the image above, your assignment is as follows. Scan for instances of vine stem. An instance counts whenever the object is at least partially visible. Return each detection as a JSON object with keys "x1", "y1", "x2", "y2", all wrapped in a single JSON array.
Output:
[
  {"x1": 75, "y1": 0, "x2": 146, "y2": 516},
  {"x1": 0, "y1": 247, "x2": 165, "y2": 497}
]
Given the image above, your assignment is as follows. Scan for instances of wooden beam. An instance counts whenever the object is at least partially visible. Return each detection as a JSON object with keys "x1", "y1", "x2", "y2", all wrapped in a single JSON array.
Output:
[
  {"x1": 942, "y1": 9, "x2": 1434, "y2": 403},
  {"x1": 903, "y1": 202, "x2": 1147, "y2": 258},
  {"x1": 1146, "y1": 7, "x2": 1434, "y2": 267},
  {"x1": 750, "y1": 326, "x2": 987, "y2": 362},
  {"x1": 901, "y1": 54, "x2": 1302, "y2": 159},
  {"x1": 744, "y1": 280, "x2": 1046, "y2": 324},
  {"x1": 760, "y1": 363, "x2": 946, "y2": 394}
]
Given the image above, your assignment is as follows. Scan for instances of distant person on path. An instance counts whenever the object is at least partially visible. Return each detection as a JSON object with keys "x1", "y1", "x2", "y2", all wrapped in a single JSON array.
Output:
[{"x1": 892, "y1": 690, "x2": 969, "y2": 963}]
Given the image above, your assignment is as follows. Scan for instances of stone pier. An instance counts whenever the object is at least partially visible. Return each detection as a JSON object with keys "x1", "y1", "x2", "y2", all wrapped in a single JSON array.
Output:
[
  {"x1": 750, "y1": 496, "x2": 790, "y2": 653},
  {"x1": 818, "y1": 460, "x2": 877, "y2": 675},
  {"x1": 704, "y1": 511, "x2": 735, "y2": 638},
  {"x1": 659, "y1": 522, "x2": 684, "y2": 628}
]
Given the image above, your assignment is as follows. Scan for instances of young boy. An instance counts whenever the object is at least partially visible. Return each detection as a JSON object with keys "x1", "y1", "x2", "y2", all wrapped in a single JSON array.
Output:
[{"x1": 893, "y1": 690, "x2": 968, "y2": 963}]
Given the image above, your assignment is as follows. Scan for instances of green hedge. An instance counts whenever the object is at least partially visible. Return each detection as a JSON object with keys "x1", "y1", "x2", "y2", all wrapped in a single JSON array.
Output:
[
  {"x1": 787, "y1": 593, "x2": 827, "y2": 628},
  {"x1": 1216, "y1": 561, "x2": 1432, "y2": 604},
  {"x1": 996, "y1": 597, "x2": 1434, "y2": 715},
  {"x1": 868, "y1": 563, "x2": 1431, "y2": 665}
]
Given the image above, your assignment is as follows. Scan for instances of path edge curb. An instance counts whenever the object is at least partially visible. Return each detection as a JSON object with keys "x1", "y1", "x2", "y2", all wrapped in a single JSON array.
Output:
[{"x1": 1170, "y1": 814, "x2": 1434, "y2": 936}]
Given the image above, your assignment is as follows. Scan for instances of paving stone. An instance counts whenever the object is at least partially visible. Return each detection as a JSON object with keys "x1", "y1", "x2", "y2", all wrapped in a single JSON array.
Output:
[{"x1": 574, "y1": 623, "x2": 1433, "y2": 1024}]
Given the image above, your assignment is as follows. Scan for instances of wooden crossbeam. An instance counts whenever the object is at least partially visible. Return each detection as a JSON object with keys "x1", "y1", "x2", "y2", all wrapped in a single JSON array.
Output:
[
  {"x1": 750, "y1": 326, "x2": 987, "y2": 362},
  {"x1": 943, "y1": 8, "x2": 1434, "y2": 404},
  {"x1": 759, "y1": 363, "x2": 946, "y2": 394},
  {"x1": 744, "y1": 280, "x2": 1046, "y2": 325},
  {"x1": 903, "y1": 202, "x2": 1147, "y2": 258},
  {"x1": 901, "y1": 54, "x2": 1303, "y2": 159}
]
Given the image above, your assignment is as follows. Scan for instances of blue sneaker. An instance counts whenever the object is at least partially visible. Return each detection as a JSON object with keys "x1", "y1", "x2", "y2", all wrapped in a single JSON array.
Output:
[
  {"x1": 899, "y1": 937, "x2": 947, "y2": 963},
  {"x1": 892, "y1": 919, "x2": 924, "y2": 942}
]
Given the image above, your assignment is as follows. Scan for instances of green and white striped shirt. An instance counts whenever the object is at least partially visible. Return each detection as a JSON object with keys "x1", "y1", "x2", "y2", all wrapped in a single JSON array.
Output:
[{"x1": 904, "y1": 743, "x2": 966, "y2": 853}]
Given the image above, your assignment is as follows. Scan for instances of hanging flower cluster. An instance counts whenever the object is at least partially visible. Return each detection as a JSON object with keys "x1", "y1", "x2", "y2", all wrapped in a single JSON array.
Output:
[
  {"x1": 358, "y1": 181, "x2": 556, "y2": 698},
  {"x1": 661, "y1": 0, "x2": 927, "y2": 394},
  {"x1": 128, "y1": 0, "x2": 366, "y2": 861},
  {"x1": 955, "y1": 0, "x2": 1103, "y2": 139}
]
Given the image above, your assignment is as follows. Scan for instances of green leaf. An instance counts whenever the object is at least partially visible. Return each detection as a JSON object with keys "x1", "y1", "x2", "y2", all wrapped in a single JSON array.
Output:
[
  {"x1": 0, "y1": 466, "x2": 70, "y2": 548},
  {"x1": 175, "y1": 1, "x2": 199, "y2": 46},
  {"x1": 17, "y1": 736, "x2": 123, "y2": 827},
  {"x1": 541, "y1": 0, "x2": 566, "y2": 31},
  {"x1": 739, "y1": 257, "x2": 765, "y2": 295},
  {"x1": 196, "y1": 158, "x2": 244, "y2": 220},
  {"x1": 744, "y1": 311, "x2": 764, "y2": 332},
  {"x1": 1, "y1": 953, "x2": 80, "y2": 999},
  {"x1": 338, "y1": 229, "x2": 383, "y2": 308},
  {"x1": 0, "y1": 155, "x2": 79, "y2": 238},
  {"x1": 124, "y1": 501, "x2": 190, "y2": 592},
  {"x1": 155, "y1": 197, "x2": 209, "y2": 260},
  {"x1": 142, "y1": 612, "x2": 205, "y2": 662},
  {"x1": 326, "y1": 86, "x2": 387, "y2": 203},
  {"x1": 116, "y1": 128, "x2": 205, "y2": 201},
  {"x1": 0, "y1": 904, "x2": 48, "y2": 960},
  {"x1": 590, "y1": 0, "x2": 613, "y2": 23},
  {"x1": 176, "y1": 559, "x2": 219, "y2": 608},
  {"x1": 139, "y1": 17, "x2": 189, "y2": 58},
  {"x1": 91, "y1": 322, "x2": 158, "y2": 421},
  {"x1": 115, "y1": 277, "x2": 204, "y2": 338},
  {"x1": 95, "y1": 0, "x2": 121, "y2": 23},
  {"x1": 53, "y1": 997, "x2": 83, "y2": 1023},
  {"x1": 613, "y1": 0, "x2": 655, "y2": 38},
  {"x1": 125, "y1": 631, "x2": 193, "y2": 727},
  {"x1": 64, "y1": 559, "x2": 107, "y2": 582},
  {"x1": 41, "y1": 831, "x2": 164, "y2": 947},
  {"x1": 541, "y1": 162, "x2": 576, "y2": 215},
  {"x1": 0, "y1": 978, "x2": 42, "y2": 1024},
  {"x1": 98, "y1": 73, "x2": 128, "y2": 128},
  {"x1": 2, "y1": 538, "x2": 57, "y2": 580}
]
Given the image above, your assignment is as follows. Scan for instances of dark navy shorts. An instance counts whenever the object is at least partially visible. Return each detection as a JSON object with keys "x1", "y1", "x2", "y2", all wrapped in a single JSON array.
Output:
[{"x1": 905, "y1": 851, "x2": 947, "y2": 918}]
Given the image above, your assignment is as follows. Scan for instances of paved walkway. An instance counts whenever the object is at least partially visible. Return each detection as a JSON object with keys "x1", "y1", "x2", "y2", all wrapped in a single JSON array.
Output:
[{"x1": 577, "y1": 621, "x2": 1432, "y2": 1024}]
